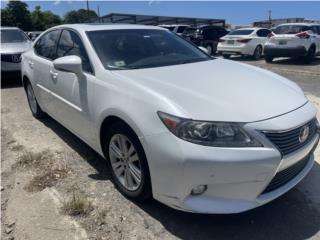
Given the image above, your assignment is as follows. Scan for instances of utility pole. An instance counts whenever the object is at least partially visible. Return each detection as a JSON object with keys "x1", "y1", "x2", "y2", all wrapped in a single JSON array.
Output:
[
  {"x1": 86, "y1": 0, "x2": 90, "y2": 11},
  {"x1": 97, "y1": 4, "x2": 101, "y2": 22},
  {"x1": 268, "y1": 10, "x2": 272, "y2": 21}
]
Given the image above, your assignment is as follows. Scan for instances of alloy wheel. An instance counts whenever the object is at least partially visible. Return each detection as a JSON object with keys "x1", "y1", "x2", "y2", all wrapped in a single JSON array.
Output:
[
  {"x1": 27, "y1": 84, "x2": 37, "y2": 114},
  {"x1": 109, "y1": 134, "x2": 142, "y2": 191}
]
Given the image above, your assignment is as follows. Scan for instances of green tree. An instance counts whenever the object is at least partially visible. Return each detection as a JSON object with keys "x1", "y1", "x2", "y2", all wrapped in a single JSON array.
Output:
[
  {"x1": 1, "y1": 1, "x2": 32, "y2": 31},
  {"x1": 31, "y1": 6, "x2": 62, "y2": 31},
  {"x1": 64, "y1": 9, "x2": 97, "y2": 24}
]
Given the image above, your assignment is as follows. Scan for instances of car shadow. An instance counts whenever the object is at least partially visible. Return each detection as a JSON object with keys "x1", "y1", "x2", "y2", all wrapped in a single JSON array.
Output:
[
  {"x1": 38, "y1": 117, "x2": 320, "y2": 240},
  {"x1": 1, "y1": 72, "x2": 22, "y2": 89}
]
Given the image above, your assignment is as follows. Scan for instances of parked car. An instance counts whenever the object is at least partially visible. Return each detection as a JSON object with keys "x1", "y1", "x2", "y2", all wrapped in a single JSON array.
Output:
[
  {"x1": 182, "y1": 25, "x2": 228, "y2": 55},
  {"x1": 264, "y1": 23, "x2": 320, "y2": 63},
  {"x1": 27, "y1": 31, "x2": 42, "y2": 41},
  {"x1": 22, "y1": 24, "x2": 319, "y2": 214},
  {"x1": 159, "y1": 25, "x2": 189, "y2": 35},
  {"x1": 1, "y1": 27, "x2": 32, "y2": 73},
  {"x1": 217, "y1": 28, "x2": 271, "y2": 59}
]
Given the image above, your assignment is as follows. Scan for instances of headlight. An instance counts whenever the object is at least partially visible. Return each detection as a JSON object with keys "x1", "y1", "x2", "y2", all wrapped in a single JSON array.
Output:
[{"x1": 158, "y1": 112, "x2": 262, "y2": 147}]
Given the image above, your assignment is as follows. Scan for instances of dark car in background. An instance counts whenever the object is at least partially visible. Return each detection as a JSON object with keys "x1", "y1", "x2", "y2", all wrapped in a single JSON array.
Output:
[{"x1": 182, "y1": 25, "x2": 228, "y2": 55}]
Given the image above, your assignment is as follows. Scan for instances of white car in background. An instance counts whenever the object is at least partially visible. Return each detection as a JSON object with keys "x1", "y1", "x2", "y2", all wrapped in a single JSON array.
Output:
[
  {"x1": 264, "y1": 23, "x2": 320, "y2": 63},
  {"x1": 21, "y1": 24, "x2": 319, "y2": 214},
  {"x1": 217, "y1": 28, "x2": 271, "y2": 59},
  {"x1": 159, "y1": 25, "x2": 189, "y2": 35},
  {"x1": 1, "y1": 27, "x2": 32, "y2": 73}
]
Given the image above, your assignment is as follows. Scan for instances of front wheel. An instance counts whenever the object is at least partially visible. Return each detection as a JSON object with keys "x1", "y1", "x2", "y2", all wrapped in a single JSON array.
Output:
[
  {"x1": 25, "y1": 82, "x2": 46, "y2": 119},
  {"x1": 206, "y1": 44, "x2": 213, "y2": 55},
  {"x1": 104, "y1": 122, "x2": 152, "y2": 201},
  {"x1": 264, "y1": 55, "x2": 274, "y2": 63}
]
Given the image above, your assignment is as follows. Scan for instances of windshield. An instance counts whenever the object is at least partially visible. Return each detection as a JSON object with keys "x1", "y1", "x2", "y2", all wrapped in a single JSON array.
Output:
[
  {"x1": 87, "y1": 29, "x2": 211, "y2": 70},
  {"x1": 1, "y1": 29, "x2": 29, "y2": 43},
  {"x1": 228, "y1": 30, "x2": 254, "y2": 35},
  {"x1": 274, "y1": 25, "x2": 311, "y2": 34},
  {"x1": 161, "y1": 26, "x2": 175, "y2": 31}
]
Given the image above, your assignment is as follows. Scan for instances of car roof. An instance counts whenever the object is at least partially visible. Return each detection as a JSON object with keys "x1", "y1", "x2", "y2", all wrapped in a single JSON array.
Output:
[
  {"x1": 49, "y1": 23, "x2": 165, "y2": 33},
  {"x1": 1, "y1": 27, "x2": 21, "y2": 30},
  {"x1": 234, "y1": 27, "x2": 266, "y2": 31}
]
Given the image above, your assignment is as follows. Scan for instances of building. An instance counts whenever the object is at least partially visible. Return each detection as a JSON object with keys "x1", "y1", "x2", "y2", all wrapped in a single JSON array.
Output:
[{"x1": 89, "y1": 13, "x2": 225, "y2": 27}]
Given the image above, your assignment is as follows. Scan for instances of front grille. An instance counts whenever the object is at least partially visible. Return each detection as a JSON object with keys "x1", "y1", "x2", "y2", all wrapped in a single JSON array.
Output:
[
  {"x1": 1, "y1": 54, "x2": 21, "y2": 63},
  {"x1": 264, "y1": 119, "x2": 317, "y2": 156},
  {"x1": 261, "y1": 155, "x2": 310, "y2": 194}
]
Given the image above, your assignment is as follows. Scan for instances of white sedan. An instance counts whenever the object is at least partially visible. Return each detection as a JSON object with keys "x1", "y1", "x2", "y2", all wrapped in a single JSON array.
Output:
[
  {"x1": 21, "y1": 24, "x2": 319, "y2": 214},
  {"x1": 217, "y1": 28, "x2": 271, "y2": 59}
]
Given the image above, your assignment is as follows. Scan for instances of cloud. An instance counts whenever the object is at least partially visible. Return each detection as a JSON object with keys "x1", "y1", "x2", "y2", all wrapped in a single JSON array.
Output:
[{"x1": 53, "y1": 0, "x2": 61, "y2": 5}]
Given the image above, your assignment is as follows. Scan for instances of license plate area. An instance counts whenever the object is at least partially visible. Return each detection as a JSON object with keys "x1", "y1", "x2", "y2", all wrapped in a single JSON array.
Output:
[
  {"x1": 227, "y1": 40, "x2": 234, "y2": 45},
  {"x1": 279, "y1": 40, "x2": 287, "y2": 45}
]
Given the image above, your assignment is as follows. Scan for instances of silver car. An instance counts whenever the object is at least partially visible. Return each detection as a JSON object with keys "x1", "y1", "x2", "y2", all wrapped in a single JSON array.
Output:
[{"x1": 1, "y1": 27, "x2": 32, "y2": 72}]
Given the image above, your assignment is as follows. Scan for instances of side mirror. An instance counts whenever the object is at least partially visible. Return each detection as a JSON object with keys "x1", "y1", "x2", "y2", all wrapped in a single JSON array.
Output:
[
  {"x1": 53, "y1": 55, "x2": 82, "y2": 75},
  {"x1": 198, "y1": 46, "x2": 209, "y2": 54}
]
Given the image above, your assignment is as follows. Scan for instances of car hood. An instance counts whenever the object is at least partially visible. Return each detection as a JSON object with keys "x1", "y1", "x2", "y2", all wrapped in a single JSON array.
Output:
[
  {"x1": 0, "y1": 41, "x2": 32, "y2": 54},
  {"x1": 113, "y1": 59, "x2": 307, "y2": 122}
]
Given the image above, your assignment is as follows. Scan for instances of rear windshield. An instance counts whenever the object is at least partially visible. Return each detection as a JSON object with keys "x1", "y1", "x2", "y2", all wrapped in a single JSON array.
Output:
[
  {"x1": 228, "y1": 30, "x2": 254, "y2": 35},
  {"x1": 1, "y1": 29, "x2": 29, "y2": 43},
  {"x1": 274, "y1": 25, "x2": 311, "y2": 34}
]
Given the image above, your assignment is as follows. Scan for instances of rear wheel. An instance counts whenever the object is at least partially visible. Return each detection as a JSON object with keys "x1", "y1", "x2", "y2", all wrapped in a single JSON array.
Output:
[
  {"x1": 252, "y1": 45, "x2": 263, "y2": 60},
  {"x1": 303, "y1": 46, "x2": 315, "y2": 64},
  {"x1": 206, "y1": 44, "x2": 213, "y2": 55},
  {"x1": 25, "y1": 81, "x2": 46, "y2": 119},
  {"x1": 264, "y1": 55, "x2": 274, "y2": 63},
  {"x1": 104, "y1": 122, "x2": 152, "y2": 201},
  {"x1": 222, "y1": 54, "x2": 231, "y2": 59}
]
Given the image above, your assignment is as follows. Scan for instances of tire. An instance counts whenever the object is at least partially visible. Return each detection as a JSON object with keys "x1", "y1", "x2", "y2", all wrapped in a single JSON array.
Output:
[
  {"x1": 264, "y1": 55, "x2": 274, "y2": 63},
  {"x1": 104, "y1": 122, "x2": 152, "y2": 201},
  {"x1": 303, "y1": 46, "x2": 315, "y2": 64},
  {"x1": 25, "y1": 81, "x2": 46, "y2": 119},
  {"x1": 206, "y1": 44, "x2": 213, "y2": 55},
  {"x1": 252, "y1": 45, "x2": 263, "y2": 60},
  {"x1": 222, "y1": 54, "x2": 231, "y2": 59}
]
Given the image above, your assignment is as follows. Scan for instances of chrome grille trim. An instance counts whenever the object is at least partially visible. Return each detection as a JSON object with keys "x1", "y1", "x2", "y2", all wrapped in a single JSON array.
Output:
[{"x1": 263, "y1": 119, "x2": 318, "y2": 156}]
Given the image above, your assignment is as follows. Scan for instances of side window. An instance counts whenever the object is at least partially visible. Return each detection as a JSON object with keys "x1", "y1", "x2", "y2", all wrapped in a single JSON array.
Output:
[
  {"x1": 257, "y1": 29, "x2": 271, "y2": 37},
  {"x1": 57, "y1": 30, "x2": 93, "y2": 74},
  {"x1": 177, "y1": 26, "x2": 187, "y2": 34},
  {"x1": 310, "y1": 26, "x2": 319, "y2": 34},
  {"x1": 34, "y1": 30, "x2": 61, "y2": 60}
]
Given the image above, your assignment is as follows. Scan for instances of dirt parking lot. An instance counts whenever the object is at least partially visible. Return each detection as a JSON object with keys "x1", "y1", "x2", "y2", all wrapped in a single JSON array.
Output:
[{"x1": 1, "y1": 57, "x2": 320, "y2": 240}]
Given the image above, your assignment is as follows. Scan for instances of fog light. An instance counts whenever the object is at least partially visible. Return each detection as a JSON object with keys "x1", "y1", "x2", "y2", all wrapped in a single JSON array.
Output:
[{"x1": 191, "y1": 185, "x2": 207, "y2": 195}]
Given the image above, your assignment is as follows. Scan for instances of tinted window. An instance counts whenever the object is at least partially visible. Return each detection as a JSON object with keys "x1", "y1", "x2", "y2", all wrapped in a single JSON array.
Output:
[
  {"x1": 57, "y1": 30, "x2": 93, "y2": 73},
  {"x1": 1, "y1": 29, "x2": 29, "y2": 43},
  {"x1": 256, "y1": 29, "x2": 271, "y2": 37},
  {"x1": 34, "y1": 30, "x2": 60, "y2": 60},
  {"x1": 228, "y1": 30, "x2": 254, "y2": 35},
  {"x1": 162, "y1": 26, "x2": 175, "y2": 31},
  {"x1": 183, "y1": 27, "x2": 197, "y2": 35},
  {"x1": 274, "y1": 25, "x2": 311, "y2": 34},
  {"x1": 310, "y1": 26, "x2": 319, "y2": 34},
  {"x1": 177, "y1": 26, "x2": 187, "y2": 33},
  {"x1": 87, "y1": 29, "x2": 211, "y2": 70}
]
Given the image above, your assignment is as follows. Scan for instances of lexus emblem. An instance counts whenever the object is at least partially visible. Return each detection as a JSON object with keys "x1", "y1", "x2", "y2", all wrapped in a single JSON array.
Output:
[
  {"x1": 11, "y1": 54, "x2": 21, "y2": 63},
  {"x1": 299, "y1": 125, "x2": 309, "y2": 143}
]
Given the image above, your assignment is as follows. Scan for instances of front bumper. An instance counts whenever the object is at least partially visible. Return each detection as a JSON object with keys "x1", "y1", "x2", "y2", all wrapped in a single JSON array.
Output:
[
  {"x1": 142, "y1": 102, "x2": 319, "y2": 214},
  {"x1": 264, "y1": 45, "x2": 307, "y2": 57}
]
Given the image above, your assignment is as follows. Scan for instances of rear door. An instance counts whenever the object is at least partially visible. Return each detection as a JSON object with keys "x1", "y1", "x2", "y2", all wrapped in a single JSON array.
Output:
[
  {"x1": 49, "y1": 29, "x2": 95, "y2": 142},
  {"x1": 32, "y1": 29, "x2": 61, "y2": 111}
]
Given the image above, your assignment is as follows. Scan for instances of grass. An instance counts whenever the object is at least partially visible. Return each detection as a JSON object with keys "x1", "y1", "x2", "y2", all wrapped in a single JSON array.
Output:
[
  {"x1": 61, "y1": 192, "x2": 93, "y2": 217},
  {"x1": 24, "y1": 168, "x2": 69, "y2": 192},
  {"x1": 16, "y1": 150, "x2": 52, "y2": 168}
]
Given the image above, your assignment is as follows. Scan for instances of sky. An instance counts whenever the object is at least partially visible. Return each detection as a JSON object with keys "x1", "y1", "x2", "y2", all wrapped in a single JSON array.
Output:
[{"x1": 1, "y1": 1, "x2": 320, "y2": 25}]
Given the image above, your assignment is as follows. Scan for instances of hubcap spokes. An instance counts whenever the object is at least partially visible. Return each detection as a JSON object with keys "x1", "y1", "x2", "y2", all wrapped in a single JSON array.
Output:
[
  {"x1": 109, "y1": 134, "x2": 141, "y2": 191},
  {"x1": 27, "y1": 85, "x2": 37, "y2": 113}
]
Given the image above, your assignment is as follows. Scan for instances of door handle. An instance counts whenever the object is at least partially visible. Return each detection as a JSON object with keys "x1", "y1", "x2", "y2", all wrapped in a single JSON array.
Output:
[
  {"x1": 28, "y1": 60, "x2": 34, "y2": 69},
  {"x1": 49, "y1": 69, "x2": 58, "y2": 79}
]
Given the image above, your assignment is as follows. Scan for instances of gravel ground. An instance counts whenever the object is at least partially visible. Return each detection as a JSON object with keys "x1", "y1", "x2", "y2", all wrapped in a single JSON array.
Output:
[{"x1": 1, "y1": 57, "x2": 320, "y2": 240}]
